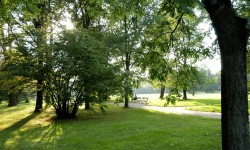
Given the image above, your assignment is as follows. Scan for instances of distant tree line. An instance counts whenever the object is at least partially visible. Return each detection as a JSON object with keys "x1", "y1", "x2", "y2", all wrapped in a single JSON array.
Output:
[{"x1": 134, "y1": 67, "x2": 221, "y2": 95}]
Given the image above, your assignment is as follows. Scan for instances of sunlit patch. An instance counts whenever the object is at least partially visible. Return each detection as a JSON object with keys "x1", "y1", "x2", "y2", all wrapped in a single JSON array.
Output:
[
  {"x1": 65, "y1": 21, "x2": 74, "y2": 30},
  {"x1": 4, "y1": 132, "x2": 21, "y2": 149}
]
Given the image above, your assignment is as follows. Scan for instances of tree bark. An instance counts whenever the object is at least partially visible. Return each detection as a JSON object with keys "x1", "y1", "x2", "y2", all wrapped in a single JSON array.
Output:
[
  {"x1": 8, "y1": 93, "x2": 19, "y2": 107},
  {"x1": 203, "y1": 0, "x2": 249, "y2": 149},
  {"x1": 85, "y1": 101, "x2": 91, "y2": 110},
  {"x1": 192, "y1": 88, "x2": 195, "y2": 96},
  {"x1": 160, "y1": 84, "x2": 165, "y2": 98},
  {"x1": 124, "y1": 15, "x2": 130, "y2": 108},
  {"x1": 124, "y1": 53, "x2": 130, "y2": 108},
  {"x1": 35, "y1": 79, "x2": 43, "y2": 112},
  {"x1": 33, "y1": 2, "x2": 47, "y2": 112},
  {"x1": 183, "y1": 88, "x2": 187, "y2": 100}
]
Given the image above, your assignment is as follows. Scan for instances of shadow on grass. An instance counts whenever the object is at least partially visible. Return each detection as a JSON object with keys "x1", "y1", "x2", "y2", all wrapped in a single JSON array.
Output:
[
  {"x1": 0, "y1": 105, "x2": 222, "y2": 149},
  {"x1": 0, "y1": 112, "x2": 40, "y2": 149},
  {"x1": 2, "y1": 112, "x2": 39, "y2": 132}
]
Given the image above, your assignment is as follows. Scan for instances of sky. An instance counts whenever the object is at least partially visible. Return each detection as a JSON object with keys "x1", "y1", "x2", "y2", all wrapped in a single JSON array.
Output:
[
  {"x1": 199, "y1": 56, "x2": 221, "y2": 74},
  {"x1": 197, "y1": 20, "x2": 221, "y2": 74}
]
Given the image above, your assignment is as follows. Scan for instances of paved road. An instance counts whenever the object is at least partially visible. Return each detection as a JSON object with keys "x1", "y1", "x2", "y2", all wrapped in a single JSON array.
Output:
[{"x1": 118, "y1": 103, "x2": 222, "y2": 119}]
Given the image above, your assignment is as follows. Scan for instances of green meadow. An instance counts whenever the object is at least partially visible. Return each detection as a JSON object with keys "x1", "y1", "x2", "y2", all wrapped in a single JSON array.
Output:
[
  {"x1": 0, "y1": 101, "x2": 221, "y2": 150},
  {"x1": 137, "y1": 93, "x2": 250, "y2": 113}
]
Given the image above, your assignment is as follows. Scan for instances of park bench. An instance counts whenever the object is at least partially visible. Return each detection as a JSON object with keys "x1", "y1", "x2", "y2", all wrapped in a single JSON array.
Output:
[{"x1": 133, "y1": 95, "x2": 148, "y2": 104}]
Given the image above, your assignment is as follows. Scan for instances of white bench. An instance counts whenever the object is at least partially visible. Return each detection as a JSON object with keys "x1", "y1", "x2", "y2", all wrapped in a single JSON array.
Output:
[{"x1": 137, "y1": 97, "x2": 148, "y2": 104}]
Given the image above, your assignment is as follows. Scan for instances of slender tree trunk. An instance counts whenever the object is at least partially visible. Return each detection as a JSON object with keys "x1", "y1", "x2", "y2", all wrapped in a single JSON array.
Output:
[
  {"x1": 203, "y1": 0, "x2": 249, "y2": 149},
  {"x1": 124, "y1": 15, "x2": 130, "y2": 108},
  {"x1": 84, "y1": 90, "x2": 91, "y2": 110},
  {"x1": 24, "y1": 93, "x2": 29, "y2": 103},
  {"x1": 124, "y1": 53, "x2": 130, "y2": 108},
  {"x1": 183, "y1": 88, "x2": 187, "y2": 100},
  {"x1": 72, "y1": 102, "x2": 78, "y2": 116},
  {"x1": 160, "y1": 84, "x2": 165, "y2": 98},
  {"x1": 183, "y1": 55, "x2": 188, "y2": 100},
  {"x1": 35, "y1": 79, "x2": 43, "y2": 112}
]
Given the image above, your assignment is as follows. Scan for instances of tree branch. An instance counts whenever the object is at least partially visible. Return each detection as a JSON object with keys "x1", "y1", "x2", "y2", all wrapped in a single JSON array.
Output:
[{"x1": 154, "y1": 14, "x2": 184, "y2": 42}]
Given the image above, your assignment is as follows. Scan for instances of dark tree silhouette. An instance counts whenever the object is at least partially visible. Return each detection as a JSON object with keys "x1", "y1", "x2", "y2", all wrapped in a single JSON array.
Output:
[{"x1": 203, "y1": 0, "x2": 249, "y2": 149}]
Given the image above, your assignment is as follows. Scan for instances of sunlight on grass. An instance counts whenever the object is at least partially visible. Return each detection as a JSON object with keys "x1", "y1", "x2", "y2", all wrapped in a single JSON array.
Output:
[
  {"x1": 0, "y1": 101, "x2": 222, "y2": 149},
  {"x1": 141, "y1": 93, "x2": 221, "y2": 107},
  {"x1": 187, "y1": 106, "x2": 221, "y2": 112},
  {"x1": 135, "y1": 93, "x2": 250, "y2": 113},
  {"x1": 137, "y1": 93, "x2": 221, "y2": 112},
  {"x1": 0, "y1": 101, "x2": 54, "y2": 131}
]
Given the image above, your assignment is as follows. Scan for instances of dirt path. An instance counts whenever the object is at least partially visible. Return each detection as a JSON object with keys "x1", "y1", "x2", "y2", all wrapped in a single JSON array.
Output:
[{"x1": 118, "y1": 103, "x2": 221, "y2": 119}]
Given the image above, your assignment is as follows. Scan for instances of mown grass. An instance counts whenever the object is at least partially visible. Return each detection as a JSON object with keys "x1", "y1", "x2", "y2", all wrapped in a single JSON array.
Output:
[
  {"x1": 136, "y1": 93, "x2": 221, "y2": 113},
  {"x1": 142, "y1": 93, "x2": 220, "y2": 107},
  {"x1": 0, "y1": 101, "x2": 221, "y2": 150},
  {"x1": 135, "y1": 93, "x2": 250, "y2": 113}
]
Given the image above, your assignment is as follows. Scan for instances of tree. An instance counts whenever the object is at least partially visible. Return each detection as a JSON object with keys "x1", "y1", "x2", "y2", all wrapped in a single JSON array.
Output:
[
  {"x1": 44, "y1": 29, "x2": 120, "y2": 118},
  {"x1": 203, "y1": 0, "x2": 249, "y2": 149},
  {"x1": 140, "y1": 3, "x2": 210, "y2": 100},
  {"x1": 67, "y1": 0, "x2": 106, "y2": 109},
  {"x1": 159, "y1": 0, "x2": 249, "y2": 148},
  {"x1": 0, "y1": 0, "x2": 48, "y2": 111},
  {"x1": 0, "y1": 48, "x2": 35, "y2": 106},
  {"x1": 194, "y1": 67, "x2": 220, "y2": 93},
  {"x1": 2, "y1": 0, "x2": 68, "y2": 111},
  {"x1": 105, "y1": 0, "x2": 152, "y2": 107},
  {"x1": 200, "y1": 69, "x2": 221, "y2": 92},
  {"x1": 32, "y1": 1, "x2": 49, "y2": 112},
  {"x1": 0, "y1": 0, "x2": 24, "y2": 106},
  {"x1": 171, "y1": 31, "x2": 210, "y2": 100},
  {"x1": 0, "y1": 73, "x2": 20, "y2": 106}
]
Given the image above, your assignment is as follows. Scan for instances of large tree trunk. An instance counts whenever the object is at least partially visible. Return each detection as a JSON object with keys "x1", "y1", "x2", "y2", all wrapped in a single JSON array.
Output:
[
  {"x1": 8, "y1": 93, "x2": 19, "y2": 107},
  {"x1": 160, "y1": 84, "x2": 165, "y2": 98},
  {"x1": 203, "y1": 0, "x2": 249, "y2": 149},
  {"x1": 85, "y1": 101, "x2": 91, "y2": 110}
]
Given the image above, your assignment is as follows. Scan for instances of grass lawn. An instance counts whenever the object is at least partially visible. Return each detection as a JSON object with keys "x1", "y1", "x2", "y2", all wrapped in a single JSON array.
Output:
[
  {"x1": 134, "y1": 93, "x2": 250, "y2": 113},
  {"x1": 0, "y1": 101, "x2": 221, "y2": 150}
]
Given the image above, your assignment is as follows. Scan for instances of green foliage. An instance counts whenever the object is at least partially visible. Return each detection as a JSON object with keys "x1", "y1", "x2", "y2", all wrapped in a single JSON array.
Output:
[
  {"x1": 139, "y1": 0, "x2": 213, "y2": 98},
  {"x1": 67, "y1": 0, "x2": 104, "y2": 29},
  {"x1": 43, "y1": 29, "x2": 121, "y2": 118},
  {"x1": 103, "y1": 0, "x2": 154, "y2": 106},
  {"x1": 0, "y1": 49, "x2": 35, "y2": 106},
  {"x1": 164, "y1": 88, "x2": 182, "y2": 106},
  {"x1": 196, "y1": 68, "x2": 220, "y2": 92},
  {"x1": 234, "y1": 0, "x2": 250, "y2": 19},
  {"x1": 160, "y1": 0, "x2": 203, "y2": 17}
]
